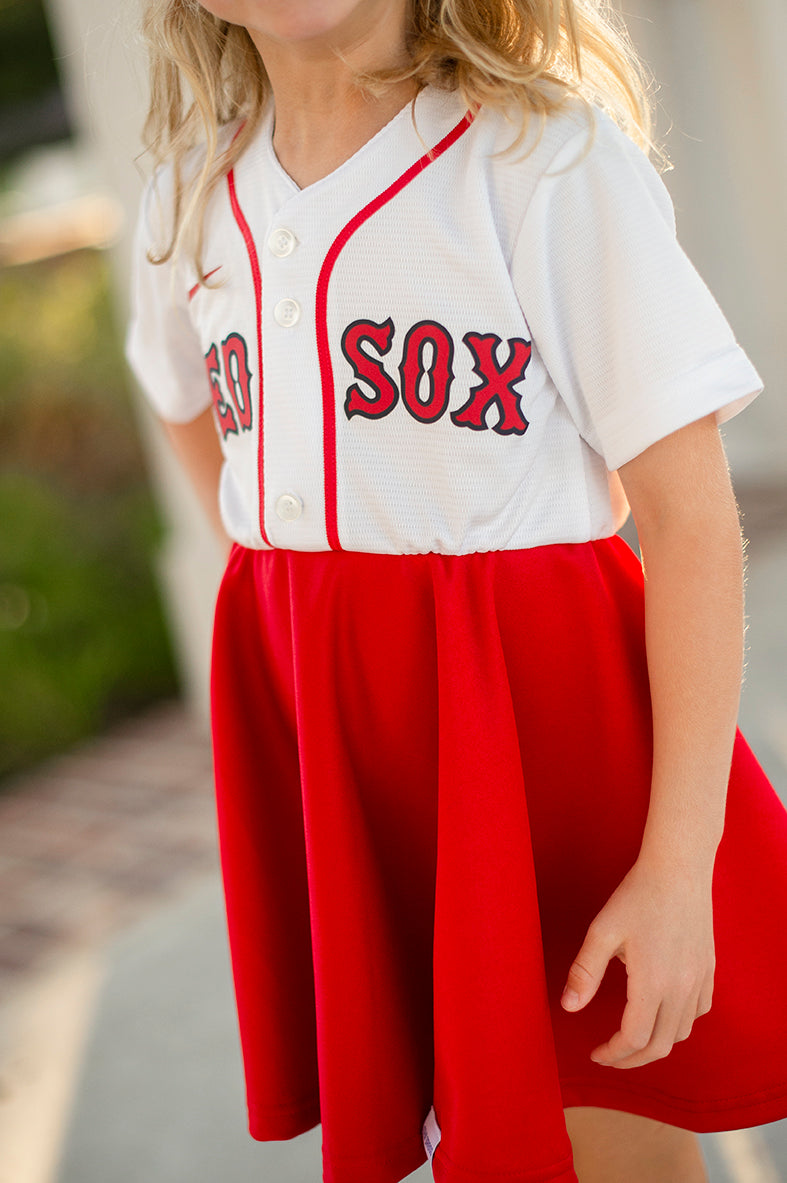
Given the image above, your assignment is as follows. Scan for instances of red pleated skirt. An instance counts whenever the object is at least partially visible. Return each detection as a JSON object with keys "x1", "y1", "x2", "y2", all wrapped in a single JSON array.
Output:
[{"x1": 209, "y1": 536, "x2": 787, "y2": 1183}]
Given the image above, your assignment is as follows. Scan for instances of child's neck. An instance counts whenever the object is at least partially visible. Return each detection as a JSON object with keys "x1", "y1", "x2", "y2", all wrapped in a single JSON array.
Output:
[
  {"x1": 268, "y1": 78, "x2": 419, "y2": 190},
  {"x1": 246, "y1": 10, "x2": 416, "y2": 191}
]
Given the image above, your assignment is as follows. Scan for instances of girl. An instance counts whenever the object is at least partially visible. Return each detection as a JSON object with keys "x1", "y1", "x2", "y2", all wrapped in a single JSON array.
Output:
[{"x1": 126, "y1": 2, "x2": 787, "y2": 1181}]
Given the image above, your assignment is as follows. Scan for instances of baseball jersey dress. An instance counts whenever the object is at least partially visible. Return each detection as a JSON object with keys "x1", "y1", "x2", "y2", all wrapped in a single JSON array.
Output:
[{"x1": 126, "y1": 83, "x2": 787, "y2": 1183}]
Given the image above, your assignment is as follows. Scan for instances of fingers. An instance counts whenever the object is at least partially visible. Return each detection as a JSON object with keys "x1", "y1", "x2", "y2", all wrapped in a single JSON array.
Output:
[
  {"x1": 673, "y1": 1002, "x2": 698, "y2": 1044},
  {"x1": 696, "y1": 974, "x2": 714, "y2": 1018},
  {"x1": 561, "y1": 920, "x2": 618, "y2": 1012},
  {"x1": 589, "y1": 971, "x2": 714, "y2": 1069},
  {"x1": 591, "y1": 996, "x2": 676, "y2": 1069}
]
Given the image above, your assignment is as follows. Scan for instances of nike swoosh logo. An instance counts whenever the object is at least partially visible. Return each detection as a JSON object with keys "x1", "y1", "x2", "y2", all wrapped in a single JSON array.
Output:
[{"x1": 188, "y1": 266, "x2": 223, "y2": 301}]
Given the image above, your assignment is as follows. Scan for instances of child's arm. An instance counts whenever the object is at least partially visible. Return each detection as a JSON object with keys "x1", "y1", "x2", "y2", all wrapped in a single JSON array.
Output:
[
  {"x1": 561, "y1": 410, "x2": 744, "y2": 1068},
  {"x1": 159, "y1": 408, "x2": 233, "y2": 560},
  {"x1": 621, "y1": 410, "x2": 744, "y2": 866}
]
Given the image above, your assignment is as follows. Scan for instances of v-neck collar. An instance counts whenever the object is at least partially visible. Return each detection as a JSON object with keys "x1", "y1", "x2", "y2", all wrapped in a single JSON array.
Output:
[
  {"x1": 251, "y1": 84, "x2": 469, "y2": 203},
  {"x1": 262, "y1": 91, "x2": 423, "y2": 197}
]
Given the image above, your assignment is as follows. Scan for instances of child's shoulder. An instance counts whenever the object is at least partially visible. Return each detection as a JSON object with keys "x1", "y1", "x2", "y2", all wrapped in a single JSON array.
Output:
[
  {"x1": 482, "y1": 85, "x2": 652, "y2": 181},
  {"x1": 477, "y1": 86, "x2": 671, "y2": 234}
]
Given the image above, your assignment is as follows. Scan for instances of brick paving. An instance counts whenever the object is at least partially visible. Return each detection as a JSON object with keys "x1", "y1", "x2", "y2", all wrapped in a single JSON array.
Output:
[{"x1": 0, "y1": 701, "x2": 219, "y2": 999}]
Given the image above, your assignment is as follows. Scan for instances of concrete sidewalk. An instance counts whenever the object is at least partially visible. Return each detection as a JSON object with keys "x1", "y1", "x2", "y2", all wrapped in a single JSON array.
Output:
[
  {"x1": 1, "y1": 485, "x2": 785, "y2": 1183},
  {"x1": 0, "y1": 704, "x2": 222, "y2": 1183}
]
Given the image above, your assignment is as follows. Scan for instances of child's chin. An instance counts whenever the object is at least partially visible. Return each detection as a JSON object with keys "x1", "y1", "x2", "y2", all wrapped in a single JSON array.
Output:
[{"x1": 200, "y1": 0, "x2": 386, "y2": 47}]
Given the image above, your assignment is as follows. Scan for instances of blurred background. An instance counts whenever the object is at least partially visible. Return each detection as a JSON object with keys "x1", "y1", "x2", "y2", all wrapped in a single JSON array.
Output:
[
  {"x1": 0, "y1": 1, "x2": 785, "y2": 1182},
  {"x1": 0, "y1": 0, "x2": 178, "y2": 785}
]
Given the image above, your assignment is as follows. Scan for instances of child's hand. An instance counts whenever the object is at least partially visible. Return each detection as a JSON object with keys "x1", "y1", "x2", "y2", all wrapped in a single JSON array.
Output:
[{"x1": 560, "y1": 857, "x2": 716, "y2": 1068}]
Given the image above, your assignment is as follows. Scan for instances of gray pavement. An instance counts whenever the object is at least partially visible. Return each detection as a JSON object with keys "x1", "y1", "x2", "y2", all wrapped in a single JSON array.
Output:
[
  {"x1": 53, "y1": 878, "x2": 331, "y2": 1183},
  {"x1": 3, "y1": 489, "x2": 786, "y2": 1183},
  {"x1": 49, "y1": 877, "x2": 786, "y2": 1183}
]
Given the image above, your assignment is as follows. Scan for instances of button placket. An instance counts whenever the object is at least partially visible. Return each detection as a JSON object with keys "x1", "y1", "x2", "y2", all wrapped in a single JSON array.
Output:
[
  {"x1": 262, "y1": 205, "x2": 324, "y2": 546},
  {"x1": 275, "y1": 493, "x2": 303, "y2": 522},
  {"x1": 273, "y1": 297, "x2": 301, "y2": 327},
  {"x1": 268, "y1": 222, "x2": 301, "y2": 327},
  {"x1": 268, "y1": 227, "x2": 297, "y2": 258}
]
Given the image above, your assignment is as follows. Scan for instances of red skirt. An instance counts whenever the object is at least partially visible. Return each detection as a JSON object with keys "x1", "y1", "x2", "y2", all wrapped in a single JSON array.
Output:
[{"x1": 209, "y1": 536, "x2": 787, "y2": 1183}]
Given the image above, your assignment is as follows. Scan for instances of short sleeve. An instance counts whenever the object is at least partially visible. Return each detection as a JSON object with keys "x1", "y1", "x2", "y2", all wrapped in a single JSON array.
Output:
[
  {"x1": 511, "y1": 109, "x2": 764, "y2": 472},
  {"x1": 124, "y1": 169, "x2": 213, "y2": 424}
]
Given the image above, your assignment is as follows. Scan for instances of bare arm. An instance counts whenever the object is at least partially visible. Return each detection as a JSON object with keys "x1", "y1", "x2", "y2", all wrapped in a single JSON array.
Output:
[
  {"x1": 160, "y1": 407, "x2": 233, "y2": 561},
  {"x1": 618, "y1": 411, "x2": 744, "y2": 873},
  {"x1": 561, "y1": 411, "x2": 745, "y2": 1067}
]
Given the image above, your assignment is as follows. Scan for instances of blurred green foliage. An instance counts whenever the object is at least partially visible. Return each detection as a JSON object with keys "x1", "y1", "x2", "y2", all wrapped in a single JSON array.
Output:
[
  {"x1": 0, "y1": 248, "x2": 178, "y2": 783},
  {"x1": 0, "y1": 0, "x2": 60, "y2": 106}
]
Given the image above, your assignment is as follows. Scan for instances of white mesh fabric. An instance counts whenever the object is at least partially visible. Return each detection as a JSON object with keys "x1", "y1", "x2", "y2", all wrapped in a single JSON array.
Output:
[
  {"x1": 124, "y1": 89, "x2": 764, "y2": 554},
  {"x1": 511, "y1": 112, "x2": 762, "y2": 473}
]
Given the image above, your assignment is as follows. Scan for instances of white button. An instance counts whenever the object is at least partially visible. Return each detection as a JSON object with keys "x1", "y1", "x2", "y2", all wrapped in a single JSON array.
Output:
[
  {"x1": 275, "y1": 493, "x2": 303, "y2": 522},
  {"x1": 268, "y1": 228, "x2": 297, "y2": 258},
  {"x1": 274, "y1": 298, "x2": 301, "y2": 328}
]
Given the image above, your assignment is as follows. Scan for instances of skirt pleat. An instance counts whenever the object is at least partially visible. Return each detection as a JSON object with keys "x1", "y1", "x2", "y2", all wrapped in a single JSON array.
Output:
[{"x1": 210, "y1": 536, "x2": 787, "y2": 1183}]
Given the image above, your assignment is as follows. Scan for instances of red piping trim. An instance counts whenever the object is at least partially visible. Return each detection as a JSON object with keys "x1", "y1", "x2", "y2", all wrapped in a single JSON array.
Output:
[
  {"x1": 227, "y1": 167, "x2": 271, "y2": 548},
  {"x1": 188, "y1": 266, "x2": 222, "y2": 301},
  {"x1": 315, "y1": 110, "x2": 476, "y2": 552}
]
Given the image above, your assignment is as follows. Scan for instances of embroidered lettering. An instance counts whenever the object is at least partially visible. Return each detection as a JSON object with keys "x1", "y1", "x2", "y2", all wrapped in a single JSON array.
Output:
[
  {"x1": 399, "y1": 321, "x2": 454, "y2": 424},
  {"x1": 205, "y1": 342, "x2": 238, "y2": 438},
  {"x1": 451, "y1": 333, "x2": 532, "y2": 435},
  {"x1": 341, "y1": 318, "x2": 399, "y2": 419},
  {"x1": 221, "y1": 332, "x2": 253, "y2": 431}
]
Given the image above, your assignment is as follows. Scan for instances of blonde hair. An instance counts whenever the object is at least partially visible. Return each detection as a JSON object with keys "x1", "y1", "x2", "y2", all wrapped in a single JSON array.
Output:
[{"x1": 140, "y1": 0, "x2": 658, "y2": 272}]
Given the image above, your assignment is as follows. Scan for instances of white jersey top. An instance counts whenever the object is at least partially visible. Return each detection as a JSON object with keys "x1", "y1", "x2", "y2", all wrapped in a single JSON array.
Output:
[{"x1": 126, "y1": 84, "x2": 762, "y2": 555}]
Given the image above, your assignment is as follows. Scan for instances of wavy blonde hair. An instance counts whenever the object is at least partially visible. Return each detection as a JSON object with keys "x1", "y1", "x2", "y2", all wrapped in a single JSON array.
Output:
[{"x1": 141, "y1": 0, "x2": 659, "y2": 273}]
